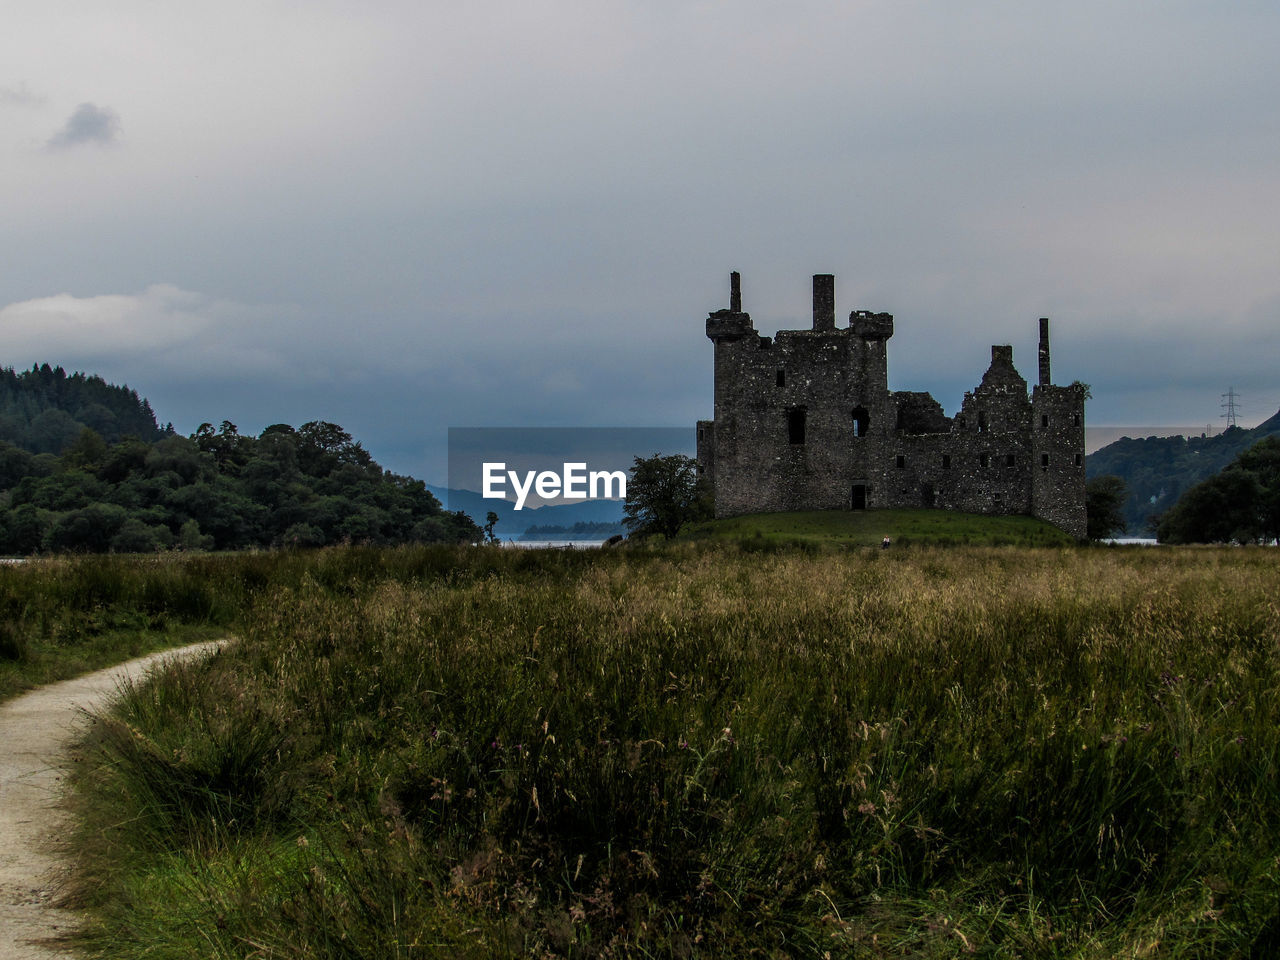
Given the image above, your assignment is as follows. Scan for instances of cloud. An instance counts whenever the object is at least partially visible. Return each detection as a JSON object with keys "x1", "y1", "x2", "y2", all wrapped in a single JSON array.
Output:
[
  {"x1": 0, "y1": 284, "x2": 303, "y2": 375},
  {"x1": 46, "y1": 102, "x2": 120, "y2": 149},
  {"x1": 0, "y1": 2, "x2": 1275, "y2": 476},
  {"x1": 0, "y1": 82, "x2": 43, "y2": 107}
]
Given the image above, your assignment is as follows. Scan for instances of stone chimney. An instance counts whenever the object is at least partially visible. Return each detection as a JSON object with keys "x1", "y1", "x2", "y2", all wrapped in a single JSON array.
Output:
[
  {"x1": 1038, "y1": 317, "x2": 1051, "y2": 386},
  {"x1": 812, "y1": 274, "x2": 835, "y2": 332}
]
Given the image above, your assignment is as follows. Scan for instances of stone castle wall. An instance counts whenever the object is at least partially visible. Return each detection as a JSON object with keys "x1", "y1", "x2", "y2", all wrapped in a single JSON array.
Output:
[{"x1": 696, "y1": 273, "x2": 1087, "y2": 538}]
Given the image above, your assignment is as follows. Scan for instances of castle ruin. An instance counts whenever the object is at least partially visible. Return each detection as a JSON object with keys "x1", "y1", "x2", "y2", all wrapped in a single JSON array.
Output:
[{"x1": 695, "y1": 273, "x2": 1087, "y2": 538}]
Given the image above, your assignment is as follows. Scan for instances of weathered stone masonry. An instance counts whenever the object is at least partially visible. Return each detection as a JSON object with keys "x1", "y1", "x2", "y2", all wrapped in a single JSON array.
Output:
[{"x1": 695, "y1": 273, "x2": 1087, "y2": 537}]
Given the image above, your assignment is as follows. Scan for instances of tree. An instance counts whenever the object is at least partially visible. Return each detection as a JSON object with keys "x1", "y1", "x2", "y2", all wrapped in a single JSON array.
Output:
[
  {"x1": 43, "y1": 503, "x2": 128, "y2": 552},
  {"x1": 281, "y1": 522, "x2": 326, "y2": 549},
  {"x1": 484, "y1": 511, "x2": 500, "y2": 543},
  {"x1": 0, "y1": 505, "x2": 50, "y2": 555},
  {"x1": 192, "y1": 421, "x2": 250, "y2": 474},
  {"x1": 297, "y1": 421, "x2": 370, "y2": 476},
  {"x1": 62, "y1": 428, "x2": 109, "y2": 469},
  {"x1": 98, "y1": 438, "x2": 151, "y2": 484},
  {"x1": 145, "y1": 435, "x2": 215, "y2": 485},
  {"x1": 1155, "y1": 437, "x2": 1280, "y2": 544},
  {"x1": 26, "y1": 408, "x2": 81, "y2": 454},
  {"x1": 1085, "y1": 475, "x2": 1127, "y2": 540},
  {"x1": 0, "y1": 441, "x2": 36, "y2": 488},
  {"x1": 111, "y1": 517, "x2": 172, "y2": 553},
  {"x1": 178, "y1": 519, "x2": 215, "y2": 551},
  {"x1": 1233, "y1": 436, "x2": 1280, "y2": 543},
  {"x1": 623, "y1": 454, "x2": 710, "y2": 540},
  {"x1": 1156, "y1": 469, "x2": 1262, "y2": 544},
  {"x1": 409, "y1": 512, "x2": 483, "y2": 544}
]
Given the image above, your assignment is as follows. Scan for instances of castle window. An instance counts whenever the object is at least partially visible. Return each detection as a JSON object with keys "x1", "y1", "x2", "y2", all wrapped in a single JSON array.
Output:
[
  {"x1": 1006, "y1": 454, "x2": 1016, "y2": 467},
  {"x1": 852, "y1": 406, "x2": 869, "y2": 437},
  {"x1": 980, "y1": 453, "x2": 989, "y2": 469},
  {"x1": 1041, "y1": 453, "x2": 1050, "y2": 468},
  {"x1": 1041, "y1": 414, "x2": 1049, "y2": 428},
  {"x1": 1075, "y1": 454, "x2": 1083, "y2": 466},
  {"x1": 942, "y1": 454, "x2": 951, "y2": 470},
  {"x1": 788, "y1": 407, "x2": 806, "y2": 445},
  {"x1": 978, "y1": 411, "x2": 988, "y2": 433},
  {"x1": 896, "y1": 455, "x2": 906, "y2": 469},
  {"x1": 1073, "y1": 414, "x2": 1081, "y2": 427},
  {"x1": 777, "y1": 369, "x2": 785, "y2": 388}
]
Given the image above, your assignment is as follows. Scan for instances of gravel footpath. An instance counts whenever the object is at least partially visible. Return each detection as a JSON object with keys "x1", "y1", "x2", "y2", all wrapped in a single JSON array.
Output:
[{"x1": 0, "y1": 641, "x2": 225, "y2": 959}]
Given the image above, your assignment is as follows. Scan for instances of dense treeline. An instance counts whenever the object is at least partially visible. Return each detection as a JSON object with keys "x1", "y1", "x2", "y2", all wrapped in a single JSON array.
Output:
[
  {"x1": 1086, "y1": 409, "x2": 1280, "y2": 533},
  {"x1": 0, "y1": 422, "x2": 481, "y2": 555},
  {"x1": 0, "y1": 364, "x2": 169, "y2": 453},
  {"x1": 0, "y1": 419, "x2": 480, "y2": 554},
  {"x1": 1156, "y1": 436, "x2": 1280, "y2": 543},
  {"x1": 0, "y1": 364, "x2": 480, "y2": 553}
]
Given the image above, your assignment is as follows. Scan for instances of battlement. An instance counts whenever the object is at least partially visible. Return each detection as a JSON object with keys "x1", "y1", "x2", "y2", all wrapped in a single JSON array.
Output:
[
  {"x1": 850, "y1": 309, "x2": 894, "y2": 340},
  {"x1": 705, "y1": 271, "x2": 754, "y2": 343}
]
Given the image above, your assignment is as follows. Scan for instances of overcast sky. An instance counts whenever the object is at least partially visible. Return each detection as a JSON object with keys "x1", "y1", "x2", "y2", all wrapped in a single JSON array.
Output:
[{"x1": 2, "y1": 1, "x2": 1277, "y2": 482}]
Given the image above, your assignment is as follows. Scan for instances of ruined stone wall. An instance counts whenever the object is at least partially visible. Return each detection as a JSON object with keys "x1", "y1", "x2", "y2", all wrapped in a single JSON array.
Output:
[{"x1": 698, "y1": 274, "x2": 1087, "y2": 538}]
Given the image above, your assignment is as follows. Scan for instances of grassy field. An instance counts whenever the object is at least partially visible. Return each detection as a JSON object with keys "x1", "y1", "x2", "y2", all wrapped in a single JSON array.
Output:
[
  {"x1": 20, "y1": 542, "x2": 1271, "y2": 958},
  {"x1": 679, "y1": 508, "x2": 1076, "y2": 547},
  {"x1": 0, "y1": 548, "x2": 589, "y2": 701}
]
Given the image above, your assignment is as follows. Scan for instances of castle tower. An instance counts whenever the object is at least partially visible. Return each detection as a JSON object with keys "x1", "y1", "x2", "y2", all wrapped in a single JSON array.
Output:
[{"x1": 1031, "y1": 317, "x2": 1086, "y2": 537}]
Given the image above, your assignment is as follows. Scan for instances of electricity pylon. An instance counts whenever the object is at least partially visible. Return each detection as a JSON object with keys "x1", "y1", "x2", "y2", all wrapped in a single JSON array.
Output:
[{"x1": 1221, "y1": 387, "x2": 1241, "y2": 428}]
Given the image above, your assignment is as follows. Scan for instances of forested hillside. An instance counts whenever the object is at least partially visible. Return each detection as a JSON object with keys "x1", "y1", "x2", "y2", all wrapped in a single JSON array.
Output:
[
  {"x1": 0, "y1": 364, "x2": 169, "y2": 453},
  {"x1": 1086, "y1": 409, "x2": 1280, "y2": 533},
  {"x1": 1156, "y1": 436, "x2": 1280, "y2": 543},
  {"x1": 0, "y1": 367, "x2": 480, "y2": 553}
]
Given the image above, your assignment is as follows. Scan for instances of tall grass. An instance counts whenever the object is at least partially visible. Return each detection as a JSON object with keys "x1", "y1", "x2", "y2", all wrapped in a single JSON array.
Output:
[
  {"x1": 67, "y1": 544, "x2": 1280, "y2": 957},
  {"x1": 0, "y1": 554, "x2": 239, "y2": 699},
  {"x1": 680, "y1": 508, "x2": 1076, "y2": 547},
  {"x1": 1, "y1": 545, "x2": 606, "y2": 699}
]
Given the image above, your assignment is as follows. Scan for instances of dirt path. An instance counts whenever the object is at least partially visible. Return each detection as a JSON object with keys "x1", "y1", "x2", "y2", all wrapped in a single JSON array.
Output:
[{"x1": 0, "y1": 641, "x2": 226, "y2": 960}]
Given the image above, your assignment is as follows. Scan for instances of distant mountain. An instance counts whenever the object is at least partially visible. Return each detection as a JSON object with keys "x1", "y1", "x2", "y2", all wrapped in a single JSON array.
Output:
[
  {"x1": 1086, "y1": 409, "x2": 1280, "y2": 533},
  {"x1": 520, "y1": 520, "x2": 627, "y2": 541},
  {"x1": 426, "y1": 485, "x2": 625, "y2": 539}
]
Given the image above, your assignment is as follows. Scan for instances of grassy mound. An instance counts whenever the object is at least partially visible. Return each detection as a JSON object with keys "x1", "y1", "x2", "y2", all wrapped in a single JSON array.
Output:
[
  {"x1": 680, "y1": 508, "x2": 1076, "y2": 547},
  {"x1": 62, "y1": 544, "x2": 1280, "y2": 958}
]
